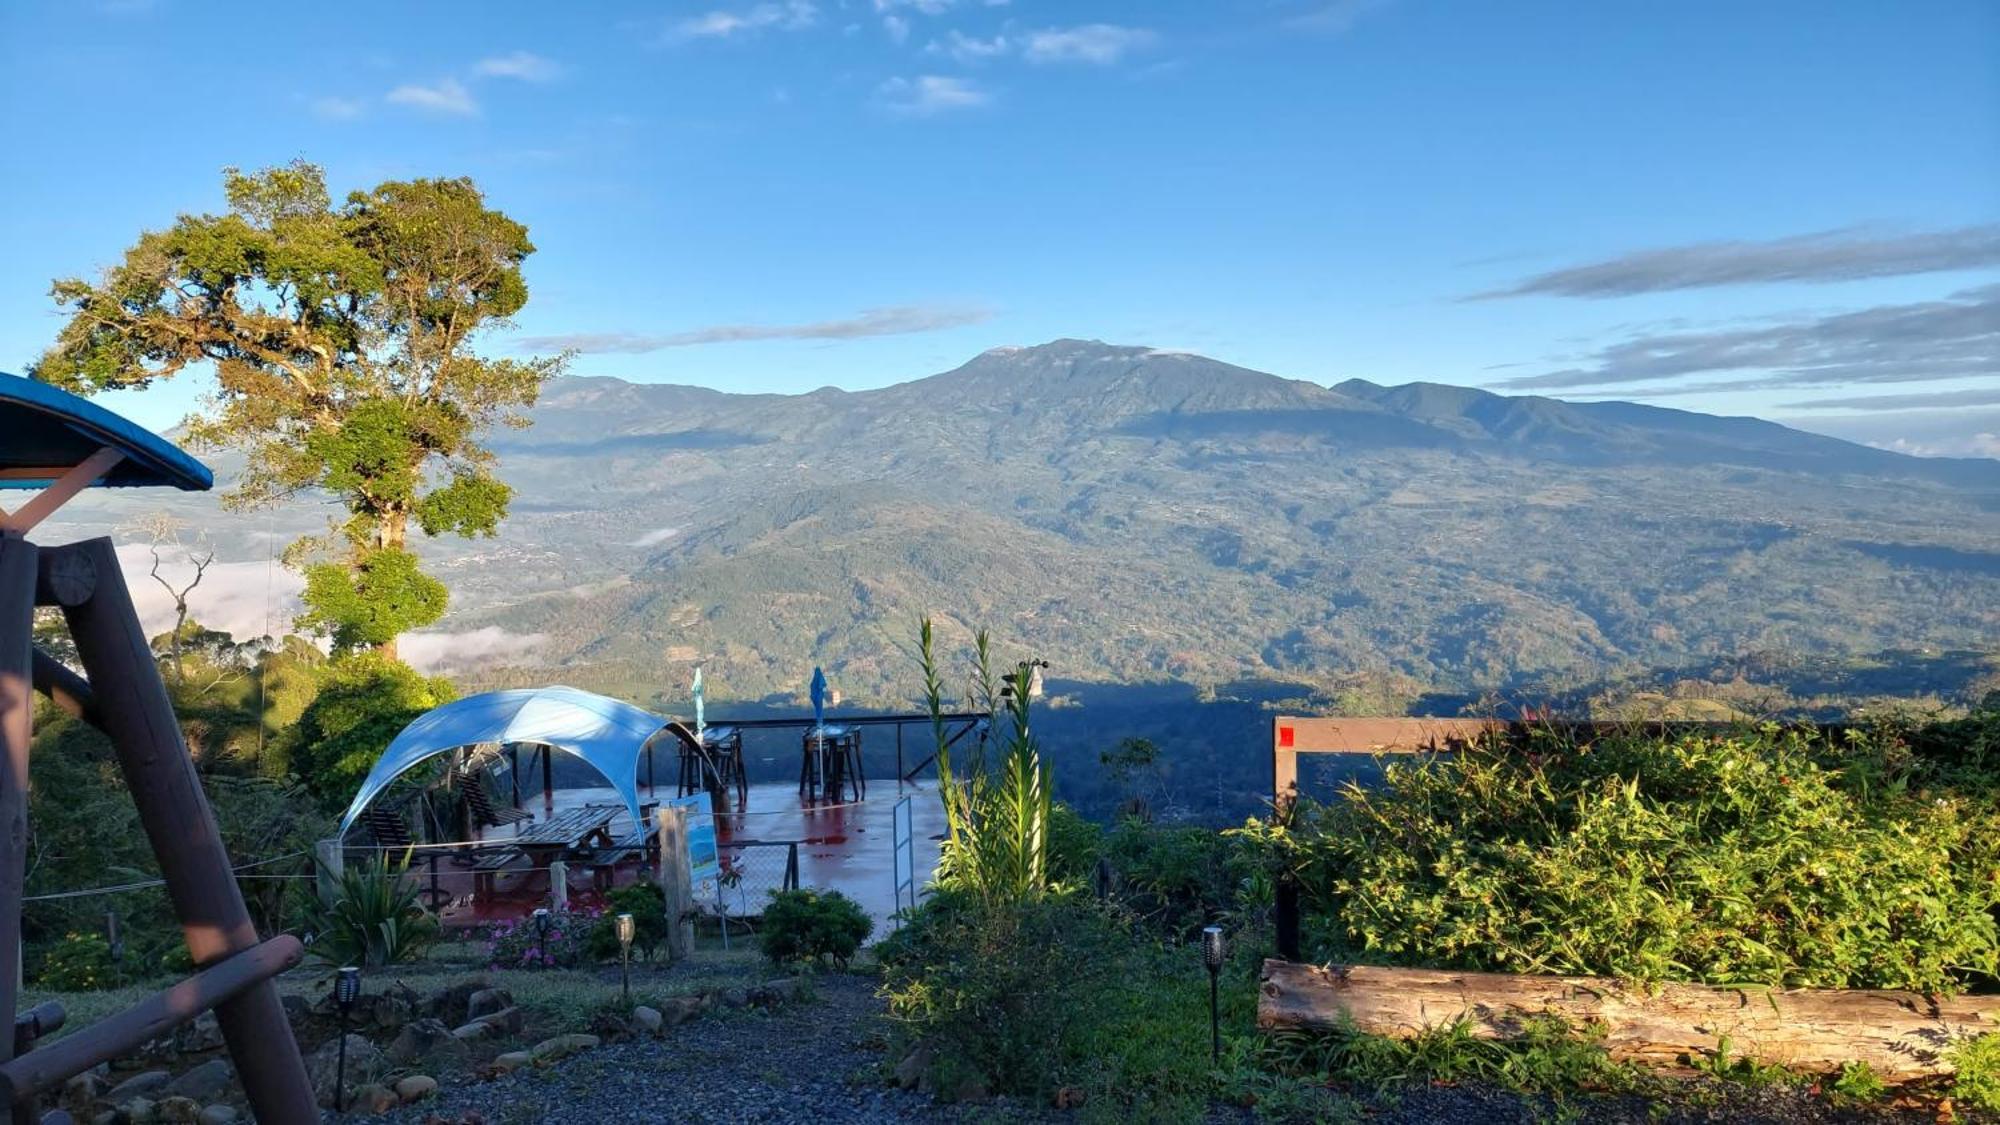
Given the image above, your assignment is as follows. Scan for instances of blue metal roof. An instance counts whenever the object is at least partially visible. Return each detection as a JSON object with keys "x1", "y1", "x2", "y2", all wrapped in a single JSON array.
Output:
[{"x1": 0, "y1": 371, "x2": 212, "y2": 491}]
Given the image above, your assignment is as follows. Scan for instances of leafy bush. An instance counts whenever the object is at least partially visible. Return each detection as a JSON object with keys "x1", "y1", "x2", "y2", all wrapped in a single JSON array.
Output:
[
  {"x1": 584, "y1": 880, "x2": 669, "y2": 962},
  {"x1": 759, "y1": 888, "x2": 871, "y2": 968},
  {"x1": 879, "y1": 887, "x2": 1240, "y2": 1121},
  {"x1": 1102, "y1": 817, "x2": 1258, "y2": 938},
  {"x1": 282, "y1": 652, "x2": 454, "y2": 805},
  {"x1": 1953, "y1": 1033, "x2": 2000, "y2": 1113},
  {"x1": 35, "y1": 932, "x2": 123, "y2": 992},
  {"x1": 1248, "y1": 723, "x2": 2000, "y2": 992},
  {"x1": 484, "y1": 905, "x2": 603, "y2": 970},
  {"x1": 306, "y1": 854, "x2": 440, "y2": 969}
]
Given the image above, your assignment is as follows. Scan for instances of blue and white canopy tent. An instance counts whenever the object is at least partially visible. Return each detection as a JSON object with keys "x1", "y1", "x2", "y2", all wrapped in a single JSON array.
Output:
[{"x1": 337, "y1": 685, "x2": 672, "y2": 836}]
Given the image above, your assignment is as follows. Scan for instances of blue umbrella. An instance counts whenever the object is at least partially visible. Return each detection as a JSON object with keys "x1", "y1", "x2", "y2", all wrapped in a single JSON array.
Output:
[
  {"x1": 810, "y1": 666, "x2": 827, "y2": 732},
  {"x1": 691, "y1": 666, "x2": 706, "y2": 738}
]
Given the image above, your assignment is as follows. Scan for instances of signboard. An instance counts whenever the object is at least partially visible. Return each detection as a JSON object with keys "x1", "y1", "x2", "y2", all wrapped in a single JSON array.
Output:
[{"x1": 668, "y1": 794, "x2": 721, "y2": 901}]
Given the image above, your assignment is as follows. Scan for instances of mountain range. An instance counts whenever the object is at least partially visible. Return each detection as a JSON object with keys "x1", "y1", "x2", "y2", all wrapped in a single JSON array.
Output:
[{"x1": 46, "y1": 339, "x2": 2000, "y2": 716}]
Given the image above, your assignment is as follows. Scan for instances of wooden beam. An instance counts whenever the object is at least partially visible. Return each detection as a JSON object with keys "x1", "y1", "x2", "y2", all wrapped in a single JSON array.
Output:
[
  {"x1": 0, "y1": 450, "x2": 124, "y2": 534},
  {"x1": 0, "y1": 937, "x2": 301, "y2": 1106},
  {"x1": 1257, "y1": 959, "x2": 2000, "y2": 1081},
  {"x1": 27, "y1": 651, "x2": 94, "y2": 726},
  {"x1": 0, "y1": 537, "x2": 36, "y2": 1084},
  {"x1": 57, "y1": 538, "x2": 316, "y2": 1119}
]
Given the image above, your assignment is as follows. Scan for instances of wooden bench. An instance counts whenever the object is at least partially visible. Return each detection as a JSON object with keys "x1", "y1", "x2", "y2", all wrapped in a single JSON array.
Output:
[
  {"x1": 459, "y1": 772, "x2": 533, "y2": 832},
  {"x1": 587, "y1": 820, "x2": 661, "y2": 889},
  {"x1": 469, "y1": 847, "x2": 526, "y2": 899}
]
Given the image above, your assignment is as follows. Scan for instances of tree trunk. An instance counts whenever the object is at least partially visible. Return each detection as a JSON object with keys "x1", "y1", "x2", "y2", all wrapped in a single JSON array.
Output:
[
  {"x1": 375, "y1": 508, "x2": 407, "y2": 662},
  {"x1": 1257, "y1": 959, "x2": 2000, "y2": 1080}
]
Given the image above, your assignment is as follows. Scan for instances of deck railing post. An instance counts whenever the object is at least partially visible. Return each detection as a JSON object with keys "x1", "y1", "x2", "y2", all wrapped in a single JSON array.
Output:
[{"x1": 784, "y1": 842, "x2": 799, "y2": 891}]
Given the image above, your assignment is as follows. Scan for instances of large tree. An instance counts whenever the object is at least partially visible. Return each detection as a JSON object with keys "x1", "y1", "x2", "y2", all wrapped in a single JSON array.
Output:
[{"x1": 34, "y1": 161, "x2": 564, "y2": 657}]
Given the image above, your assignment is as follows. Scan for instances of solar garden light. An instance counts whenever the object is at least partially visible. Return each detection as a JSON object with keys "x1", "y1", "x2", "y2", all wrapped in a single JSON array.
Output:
[
  {"x1": 1202, "y1": 925, "x2": 1225, "y2": 1064},
  {"x1": 335, "y1": 966, "x2": 362, "y2": 1111},
  {"x1": 616, "y1": 912, "x2": 637, "y2": 1004},
  {"x1": 533, "y1": 907, "x2": 552, "y2": 970}
]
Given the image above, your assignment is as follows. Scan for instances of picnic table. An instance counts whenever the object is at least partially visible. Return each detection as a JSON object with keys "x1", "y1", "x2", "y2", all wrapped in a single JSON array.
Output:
[{"x1": 471, "y1": 803, "x2": 624, "y2": 898}]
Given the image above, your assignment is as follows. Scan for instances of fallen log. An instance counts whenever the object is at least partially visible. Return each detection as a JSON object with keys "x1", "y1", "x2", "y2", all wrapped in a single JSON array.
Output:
[{"x1": 1257, "y1": 959, "x2": 2000, "y2": 1080}]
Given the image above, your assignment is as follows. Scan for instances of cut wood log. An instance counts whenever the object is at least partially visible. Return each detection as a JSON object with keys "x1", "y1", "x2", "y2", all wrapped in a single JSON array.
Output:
[{"x1": 1258, "y1": 959, "x2": 2000, "y2": 1080}]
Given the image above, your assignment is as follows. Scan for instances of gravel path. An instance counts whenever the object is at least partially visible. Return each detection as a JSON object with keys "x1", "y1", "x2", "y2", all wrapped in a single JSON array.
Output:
[
  {"x1": 372, "y1": 975, "x2": 1047, "y2": 1125},
  {"x1": 368, "y1": 974, "x2": 1964, "y2": 1125}
]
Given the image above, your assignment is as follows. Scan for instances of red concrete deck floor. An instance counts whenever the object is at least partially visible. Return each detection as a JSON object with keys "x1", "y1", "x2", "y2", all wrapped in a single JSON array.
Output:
[{"x1": 424, "y1": 779, "x2": 947, "y2": 939}]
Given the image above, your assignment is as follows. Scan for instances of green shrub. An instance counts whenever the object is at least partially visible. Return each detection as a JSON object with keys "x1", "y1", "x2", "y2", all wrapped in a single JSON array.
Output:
[
  {"x1": 306, "y1": 854, "x2": 440, "y2": 969},
  {"x1": 1952, "y1": 1033, "x2": 2000, "y2": 1113},
  {"x1": 34, "y1": 932, "x2": 123, "y2": 992},
  {"x1": 1102, "y1": 817, "x2": 1256, "y2": 938},
  {"x1": 1249, "y1": 722, "x2": 2000, "y2": 992},
  {"x1": 760, "y1": 888, "x2": 871, "y2": 968},
  {"x1": 585, "y1": 881, "x2": 670, "y2": 962}
]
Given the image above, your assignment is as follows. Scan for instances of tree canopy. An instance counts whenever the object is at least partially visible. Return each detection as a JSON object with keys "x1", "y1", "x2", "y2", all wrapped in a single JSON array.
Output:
[{"x1": 34, "y1": 161, "x2": 564, "y2": 656}]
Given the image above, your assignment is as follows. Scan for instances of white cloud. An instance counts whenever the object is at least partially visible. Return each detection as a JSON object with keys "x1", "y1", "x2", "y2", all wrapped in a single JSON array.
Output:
[
  {"x1": 386, "y1": 78, "x2": 478, "y2": 116},
  {"x1": 114, "y1": 544, "x2": 304, "y2": 644},
  {"x1": 1870, "y1": 433, "x2": 2000, "y2": 460},
  {"x1": 929, "y1": 29, "x2": 1012, "y2": 63},
  {"x1": 474, "y1": 51, "x2": 561, "y2": 82},
  {"x1": 670, "y1": 1, "x2": 817, "y2": 40},
  {"x1": 1022, "y1": 24, "x2": 1156, "y2": 65},
  {"x1": 309, "y1": 96, "x2": 366, "y2": 121},
  {"x1": 883, "y1": 14, "x2": 910, "y2": 42},
  {"x1": 400, "y1": 627, "x2": 552, "y2": 674},
  {"x1": 629, "y1": 527, "x2": 682, "y2": 547},
  {"x1": 1288, "y1": 0, "x2": 1392, "y2": 33},
  {"x1": 876, "y1": 74, "x2": 991, "y2": 115}
]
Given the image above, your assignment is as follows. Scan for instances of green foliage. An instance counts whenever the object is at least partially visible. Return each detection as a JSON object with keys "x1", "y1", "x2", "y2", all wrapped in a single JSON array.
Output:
[
  {"x1": 282, "y1": 651, "x2": 454, "y2": 804},
  {"x1": 758, "y1": 888, "x2": 871, "y2": 969},
  {"x1": 35, "y1": 160, "x2": 563, "y2": 654},
  {"x1": 299, "y1": 549, "x2": 450, "y2": 652},
  {"x1": 1258, "y1": 1014, "x2": 1645, "y2": 1103},
  {"x1": 1103, "y1": 817, "x2": 1258, "y2": 938},
  {"x1": 918, "y1": 618, "x2": 1054, "y2": 903},
  {"x1": 1828, "y1": 1060, "x2": 1890, "y2": 1103},
  {"x1": 1246, "y1": 722, "x2": 2000, "y2": 992},
  {"x1": 584, "y1": 880, "x2": 670, "y2": 962},
  {"x1": 306, "y1": 854, "x2": 439, "y2": 970},
  {"x1": 34, "y1": 932, "x2": 124, "y2": 992},
  {"x1": 1952, "y1": 1034, "x2": 2000, "y2": 1113}
]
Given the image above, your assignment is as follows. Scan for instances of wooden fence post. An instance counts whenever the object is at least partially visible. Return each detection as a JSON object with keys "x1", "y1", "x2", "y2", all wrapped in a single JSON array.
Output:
[
  {"x1": 314, "y1": 839, "x2": 344, "y2": 908},
  {"x1": 656, "y1": 806, "x2": 694, "y2": 963},
  {"x1": 0, "y1": 535, "x2": 38, "y2": 1090}
]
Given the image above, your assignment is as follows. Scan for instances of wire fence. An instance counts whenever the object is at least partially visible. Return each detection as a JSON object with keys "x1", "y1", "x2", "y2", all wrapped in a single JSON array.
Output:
[{"x1": 712, "y1": 841, "x2": 799, "y2": 918}]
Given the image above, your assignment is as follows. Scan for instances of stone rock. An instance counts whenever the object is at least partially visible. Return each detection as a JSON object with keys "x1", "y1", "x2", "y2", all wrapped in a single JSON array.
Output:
[
  {"x1": 491, "y1": 1050, "x2": 534, "y2": 1075},
  {"x1": 61, "y1": 1067, "x2": 106, "y2": 1113},
  {"x1": 352, "y1": 1083, "x2": 399, "y2": 1115},
  {"x1": 394, "y1": 1075, "x2": 438, "y2": 1103},
  {"x1": 91, "y1": 1112, "x2": 117, "y2": 1125},
  {"x1": 278, "y1": 993, "x2": 312, "y2": 1029},
  {"x1": 305, "y1": 1034, "x2": 383, "y2": 1108},
  {"x1": 893, "y1": 1048, "x2": 930, "y2": 1090},
  {"x1": 155, "y1": 1096, "x2": 200, "y2": 1123},
  {"x1": 1054, "y1": 1086, "x2": 1087, "y2": 1109},
  {"x1": 529, "y1": 1033, "x2": 599, "y2": 1062},
  {"x1": 749, "y1": 977, "x2": 806, "y2": 1008},
  {"x1": 163, "y1": 1058, "x2": 233, "y2": 1102},
  {"x1": 196, "y1": 1107, "x2": 238, "y2": 1125},
  {"x1": 174, "y1": 1013, "x2": 225, "y2": 1054},
  {"x1": 105, "y1": 1071, "x2": 172, "y2": 1103},
  {"x1": 388, "y1": 1018, "x2": 469, "y2": 1068},
  {"x1": 449, "y1": 1019, "x2": 495, "y2": 1042},
  {"x1": 420, "y1": 977, "x2": 490, "y2": 1026},
  {"x1": 464, "y1": 987, "x2": 514, "y2": 1022},
  {"x1": 115, "y1": 1096, "x2": 157, "y2": 1124},
  {"x1": 658, "y1": 996, "x2": 704, "y2": 1027},
  {"x1": 631, "y1": 1006, "x2": 663, "y2": 1035},
  {"x1": 719, "y1": 988, "x2": 749, "y2": 1009},
  {"x1": 364, "y1": 993, "x2": 412, "y2": 1032}
]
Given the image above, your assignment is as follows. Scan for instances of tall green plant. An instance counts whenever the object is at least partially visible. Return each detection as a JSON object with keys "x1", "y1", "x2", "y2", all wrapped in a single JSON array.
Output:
[
  {"x1": 917, "y1": 617, "x2": 1054, "y2": 903},
  {"x1": 306, "y1": 851, "x2": 439, "y2": 969}
]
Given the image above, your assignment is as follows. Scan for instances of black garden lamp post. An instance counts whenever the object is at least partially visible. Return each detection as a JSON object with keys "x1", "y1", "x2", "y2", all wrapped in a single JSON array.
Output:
[
  {"x1": 533, "y1": 907, "x2": 552, "y2": 970},
  {"x1": 1202, "y1": 925, "x2": 1225, "y2": 1064},
  {"x1": 616, "y1": 912, "x2": 636, "y2": 1005},
  {"x1": 335, "y1": 966, "x2": 362, "y2": 1111}
]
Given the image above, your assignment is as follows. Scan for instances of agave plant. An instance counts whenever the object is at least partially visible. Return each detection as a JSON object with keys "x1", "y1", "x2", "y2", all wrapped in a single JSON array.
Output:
[
  {"x1": 918, "y1": 618, "x2": 1053, "y2": 903},
  {"x1": 306, "y1": 849, "x2": 440, "y2": 969}
]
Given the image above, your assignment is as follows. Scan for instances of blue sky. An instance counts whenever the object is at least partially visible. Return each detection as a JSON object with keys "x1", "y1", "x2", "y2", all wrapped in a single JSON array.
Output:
[{"x1": 2, "y1": 0, "x2": 1996, "y2": 454}]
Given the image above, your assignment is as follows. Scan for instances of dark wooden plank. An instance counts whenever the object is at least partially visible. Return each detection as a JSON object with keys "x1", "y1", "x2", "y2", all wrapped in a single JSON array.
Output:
[
  {"x1": 0, "y1": 536, "x2": 38, "y2": 1082},
  {"x1": 0, "y1": 937, "x2": 301, "y2": 1104},
  {"x1": 56, "y1": 538, "x2": 315, "y2": 1119}
]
